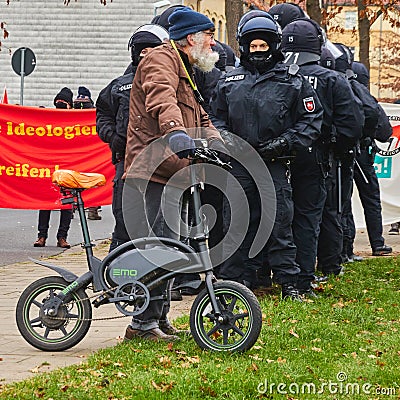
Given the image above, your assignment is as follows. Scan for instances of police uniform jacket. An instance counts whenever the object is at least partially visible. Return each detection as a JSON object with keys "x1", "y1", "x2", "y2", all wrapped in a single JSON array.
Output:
[
  {"x1": 96, "y1": 67, "x2": 136, "y2": 164},
  {"x1": 297, "y1": 63, "x2": 363, "y2": 143},
  {"x1": 124, "y1": 42, "x2": 221, "y2": 185},
  {"x1": 210, "y1": 63, "x2": 323, "y2": 151}
]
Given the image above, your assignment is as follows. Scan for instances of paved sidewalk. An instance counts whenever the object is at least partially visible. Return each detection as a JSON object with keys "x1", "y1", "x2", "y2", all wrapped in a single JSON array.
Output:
[
  {"x1": 0, "y1": 228, "x2": 398, "y2": 385},
  {"x1": 0, "y1": 240, "x2": 193, "y2": 385}
]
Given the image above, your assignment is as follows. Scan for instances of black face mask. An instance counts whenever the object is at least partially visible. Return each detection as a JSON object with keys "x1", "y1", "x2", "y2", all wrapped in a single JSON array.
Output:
[{"x1": 248, "y1": 50, "x2": 275, "y2": 73}]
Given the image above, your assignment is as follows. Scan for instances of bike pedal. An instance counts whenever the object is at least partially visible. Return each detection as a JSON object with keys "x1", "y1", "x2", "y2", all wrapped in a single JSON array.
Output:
[{"x1": 92, "y1": 294, "x2": 110, "y2": 308}]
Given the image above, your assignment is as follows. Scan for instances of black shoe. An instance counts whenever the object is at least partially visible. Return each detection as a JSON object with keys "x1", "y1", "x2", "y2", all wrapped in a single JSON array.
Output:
[
  {"x1": 281, "y1": 283, "x2": 302, "y2": 302},
  {"x1": 348, "y1": 254, "x2": 364, "y2": 262},
  {"x1": 389, "y1": 223, "x2": 399, "y2": 235},
  {"x1": 170, "y1": 289, "x2": 183, "y2": 301},
  {"x1": 372, "y1": 245, "x2": 392, "y2": 256},
  {"x1": 342, "y1": 255, "x2": 354, "y2": 264},
  {"x1": 313, "y1": 275, "x2": 329, "y2": 283},
  {"x1": 318, "y1": 265, "x2": 345, "y2": 277},
  {"x1": 124, "y1": 326, "x2": 179, "y2": 342}
]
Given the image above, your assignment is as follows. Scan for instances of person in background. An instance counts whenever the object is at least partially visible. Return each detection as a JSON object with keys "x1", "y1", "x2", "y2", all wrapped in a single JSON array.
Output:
[
  {"x1": 73, "y1": 86, "x2": 102, "y2": 221},
  {"x1": 344, "y1": 61, "x2": 393, "y2": 258},
  {"x1": 33, "y1": 87, "x2": 74, "y2": 249},
  {"x1": 280, "y1": 18, "x2": 363, "y2": 295}
]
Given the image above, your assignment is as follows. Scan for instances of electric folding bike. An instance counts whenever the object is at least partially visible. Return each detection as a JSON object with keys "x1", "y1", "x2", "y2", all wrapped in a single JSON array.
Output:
[{"x1": 16, "y1": 144, "x2": 262, "y2": 352}]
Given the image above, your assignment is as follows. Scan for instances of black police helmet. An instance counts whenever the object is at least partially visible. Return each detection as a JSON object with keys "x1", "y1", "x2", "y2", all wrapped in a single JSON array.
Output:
[
  {"x1": 320, "y1": 46, "x2": 336, "y2": 70},
  {"x1": 268, "y1": 2, "x2": 306, "y2": 29},
  {"x1": 128, "y1": 24, "x2": 169, "y2": 65},
  {"x1": 151, "y1": 5, "x2": 186, "y2": 30},
  {"x1": 238, "y1": 15, "x2": 282, "y2": 55},
  {"x1": 334, "y1": 43, "x2": 353, "y2": 73},
  {"x1": 281, "y1": 18, "x2": 324, "y2": 64},
  {"x1": 237, "y1": 9, "x2": 270, "y2": 40},
  {"x1": 352, "y1": 61, "x2": 369, "y2": 87}
]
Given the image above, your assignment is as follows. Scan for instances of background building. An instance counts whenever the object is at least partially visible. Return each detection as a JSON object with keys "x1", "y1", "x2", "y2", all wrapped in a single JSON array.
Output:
[{"x1": 0, "y1": 0, "x2": 183, "y2": 106}]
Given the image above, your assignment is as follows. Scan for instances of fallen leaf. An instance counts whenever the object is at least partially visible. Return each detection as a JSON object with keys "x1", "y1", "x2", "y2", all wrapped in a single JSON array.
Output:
[
  {"x1": 376, "y1": 360, "x2": 385, "y2": 367},
  {"x1": 248, "y1": 363, "x2": 259, "y2": 371},
  {"x1": 289, "y1": 328, "x2": 299, "y2": 338},
  {"x1": 277, "y1": 357, "x2": 286, "y2": 363},
  {"x1": 311, "y1": 347, "x2": 322, "y2": 352},
  {"x1": 159, "y1": 356, "x2": 172, "y2": 368}
]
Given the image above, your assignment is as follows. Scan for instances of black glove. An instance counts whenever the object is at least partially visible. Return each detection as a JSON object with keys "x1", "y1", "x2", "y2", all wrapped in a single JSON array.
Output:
[
  {"x1": 110, "y1": 134, "x2": 126, "y2": 154},
  {"x1": 259, "y1": 137, "x2": 289, "y2": 161},
  {"x1": 209, "y1": 140, "x2": 230, "y2": 163},
  {"x1": 168, "y1": 130, "x2": 195, "y2": 159},
  {"x1": 219, "y1": 129, "x2": 248, "y2": 156}
]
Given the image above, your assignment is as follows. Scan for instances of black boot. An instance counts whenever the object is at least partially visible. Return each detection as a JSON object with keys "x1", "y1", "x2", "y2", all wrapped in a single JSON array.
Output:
[{"x1": 281, "y1": 283, "x2": 302, "y2": 302}]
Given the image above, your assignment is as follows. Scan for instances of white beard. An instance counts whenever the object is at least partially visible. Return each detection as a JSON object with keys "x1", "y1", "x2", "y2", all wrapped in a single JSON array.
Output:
[{"x1": 190, "y1": 42, "x2": 220, "y2": 73}]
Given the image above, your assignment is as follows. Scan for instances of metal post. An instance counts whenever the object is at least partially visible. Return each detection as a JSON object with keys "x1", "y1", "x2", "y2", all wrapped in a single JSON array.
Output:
[{"x1": 19, "y1": 47, "x2": 26, "y2": 105}]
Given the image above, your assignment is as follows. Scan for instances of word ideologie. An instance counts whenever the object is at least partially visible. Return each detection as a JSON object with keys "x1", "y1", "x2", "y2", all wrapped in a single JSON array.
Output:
[{"x1": 4, "y1": 122, "x2": 97, "y2": 140}]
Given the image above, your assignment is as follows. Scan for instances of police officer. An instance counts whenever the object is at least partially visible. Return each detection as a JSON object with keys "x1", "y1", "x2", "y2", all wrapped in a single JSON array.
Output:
[
  {"x1": 210, "y1": 12, "x2": 323, "y2": 300},
  {"x1": 268, "y1": 2, "x2": 306, "y2": 29},
  {"x1": 96, "y1": 24, "x2": 169, "y2": 252},
  {"x1": 331, "y1": 44, "x2": 384, "y2": 264},
  {"x1": 281, "y1": 19, "x2": 363, "y2": 294},
  {"x1": 346, "y1": 61, "x2": 392, "y2": 258}
]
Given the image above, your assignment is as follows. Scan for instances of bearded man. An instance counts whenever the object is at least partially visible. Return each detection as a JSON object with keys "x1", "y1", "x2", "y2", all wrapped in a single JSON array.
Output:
[{"x1": 123, "y1": 7, "x2": 227, "y2": 342}]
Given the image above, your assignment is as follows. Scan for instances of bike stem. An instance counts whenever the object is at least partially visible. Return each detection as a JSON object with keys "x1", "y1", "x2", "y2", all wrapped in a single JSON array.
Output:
[{"x1": 190, "y1": 163, "x2": 221, "y2": 316}]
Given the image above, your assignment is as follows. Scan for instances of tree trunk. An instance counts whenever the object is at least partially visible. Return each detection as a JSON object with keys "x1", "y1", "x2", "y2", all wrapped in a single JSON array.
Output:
[
  {"x1": 225, "y1": 0, "x2": 244, "y2": 55},
  {"x1": 358, "y1": 0, "x2": 370, "y2": 74},
  {"x1": 306, "y1": 0, "x2": 322, "y2": 26}
]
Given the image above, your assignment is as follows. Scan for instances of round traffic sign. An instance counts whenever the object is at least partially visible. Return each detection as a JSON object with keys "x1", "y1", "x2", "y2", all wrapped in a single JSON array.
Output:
[{"x1": 11, "y1": 47, "x2": 36, "y2": 76}]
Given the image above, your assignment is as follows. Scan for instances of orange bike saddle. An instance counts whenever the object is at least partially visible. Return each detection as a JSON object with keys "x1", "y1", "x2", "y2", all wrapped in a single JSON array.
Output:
[{"x1": 52, "y1": 169, "x2": 106, "y2": 189}]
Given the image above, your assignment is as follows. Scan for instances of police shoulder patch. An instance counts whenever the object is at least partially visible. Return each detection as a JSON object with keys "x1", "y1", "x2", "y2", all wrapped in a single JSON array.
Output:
[
  {"x1": 303, "y1": 96, "x2": 316, "y2": 112},
  {"x1": 225, "y1": 74, "x2": 245, "y2": 82}
]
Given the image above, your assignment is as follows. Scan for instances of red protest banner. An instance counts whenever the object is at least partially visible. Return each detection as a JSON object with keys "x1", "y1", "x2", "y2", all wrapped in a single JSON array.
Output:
[{"x1": 0, "y1": 103, "x2": 113, "y2": 209}]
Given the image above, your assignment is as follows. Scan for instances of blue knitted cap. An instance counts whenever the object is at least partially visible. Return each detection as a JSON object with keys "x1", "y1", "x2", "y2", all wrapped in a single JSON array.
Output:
[{"x1": 168, "y1": 7, "x2": 214, "y2": 40}]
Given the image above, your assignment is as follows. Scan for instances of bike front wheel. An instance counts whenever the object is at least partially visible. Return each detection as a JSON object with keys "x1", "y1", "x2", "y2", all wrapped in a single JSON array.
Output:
[
  {"x1": 190, "y1": 281, "x2": 262, "y2": 352},
  {"x1": 16, "y1": 276, "x2": 92, "y2": 351}
]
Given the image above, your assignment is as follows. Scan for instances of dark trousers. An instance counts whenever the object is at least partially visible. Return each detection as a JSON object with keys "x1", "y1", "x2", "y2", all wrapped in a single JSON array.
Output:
[
  {"x1": 129, "y1": 180, "x2": 187, "y2": 330},
  {"x1": 352, "y1": 148, "x2": 384, "y2": 250},
  {"x1": 110, "y1": 161, "x2": 147, "y2": 252},
  {"x1": 291, "y1": 147, "x2": 327, "y2": 289},
  {"x1": 340, "y1": 156, "x2": 356, "y2": 261},
  {"x1": 220, "y1": 160, "x2": 299, "y2": 286},
  {"x1": 317, "y1": 164, "x2": 343, "y2": 269},
  {"x1": 37, "y1": 209, "x2": 72, "y2": 239},
  {"x1": 318, "y1": 156, "x2": 354, "y2": 274}
]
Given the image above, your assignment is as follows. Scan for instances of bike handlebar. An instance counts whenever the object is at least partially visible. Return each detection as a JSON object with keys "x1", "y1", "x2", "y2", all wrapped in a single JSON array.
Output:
[{"x1": 190, "y1": 139, "x2": 231, "y2": 170}]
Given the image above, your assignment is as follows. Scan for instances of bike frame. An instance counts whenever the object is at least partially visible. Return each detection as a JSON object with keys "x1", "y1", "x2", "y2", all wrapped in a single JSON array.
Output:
[{"x1": 33, "y1": 150, "x2": 224, "y2": 318}]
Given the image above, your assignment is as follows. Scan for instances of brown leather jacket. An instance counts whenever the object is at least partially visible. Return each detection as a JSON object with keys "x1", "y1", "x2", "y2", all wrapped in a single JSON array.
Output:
[{"x1": 124, "y1": 42, "x2": 221, "y2": 185}]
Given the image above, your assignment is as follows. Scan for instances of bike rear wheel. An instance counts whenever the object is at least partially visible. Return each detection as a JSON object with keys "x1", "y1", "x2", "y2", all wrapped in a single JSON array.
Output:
[
  {"x1": 190, "y1": 281, "x2": 262, "y2": 352},
  {"x1": 16, "y1": 276, "x2": 92, "y2": 351}
]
